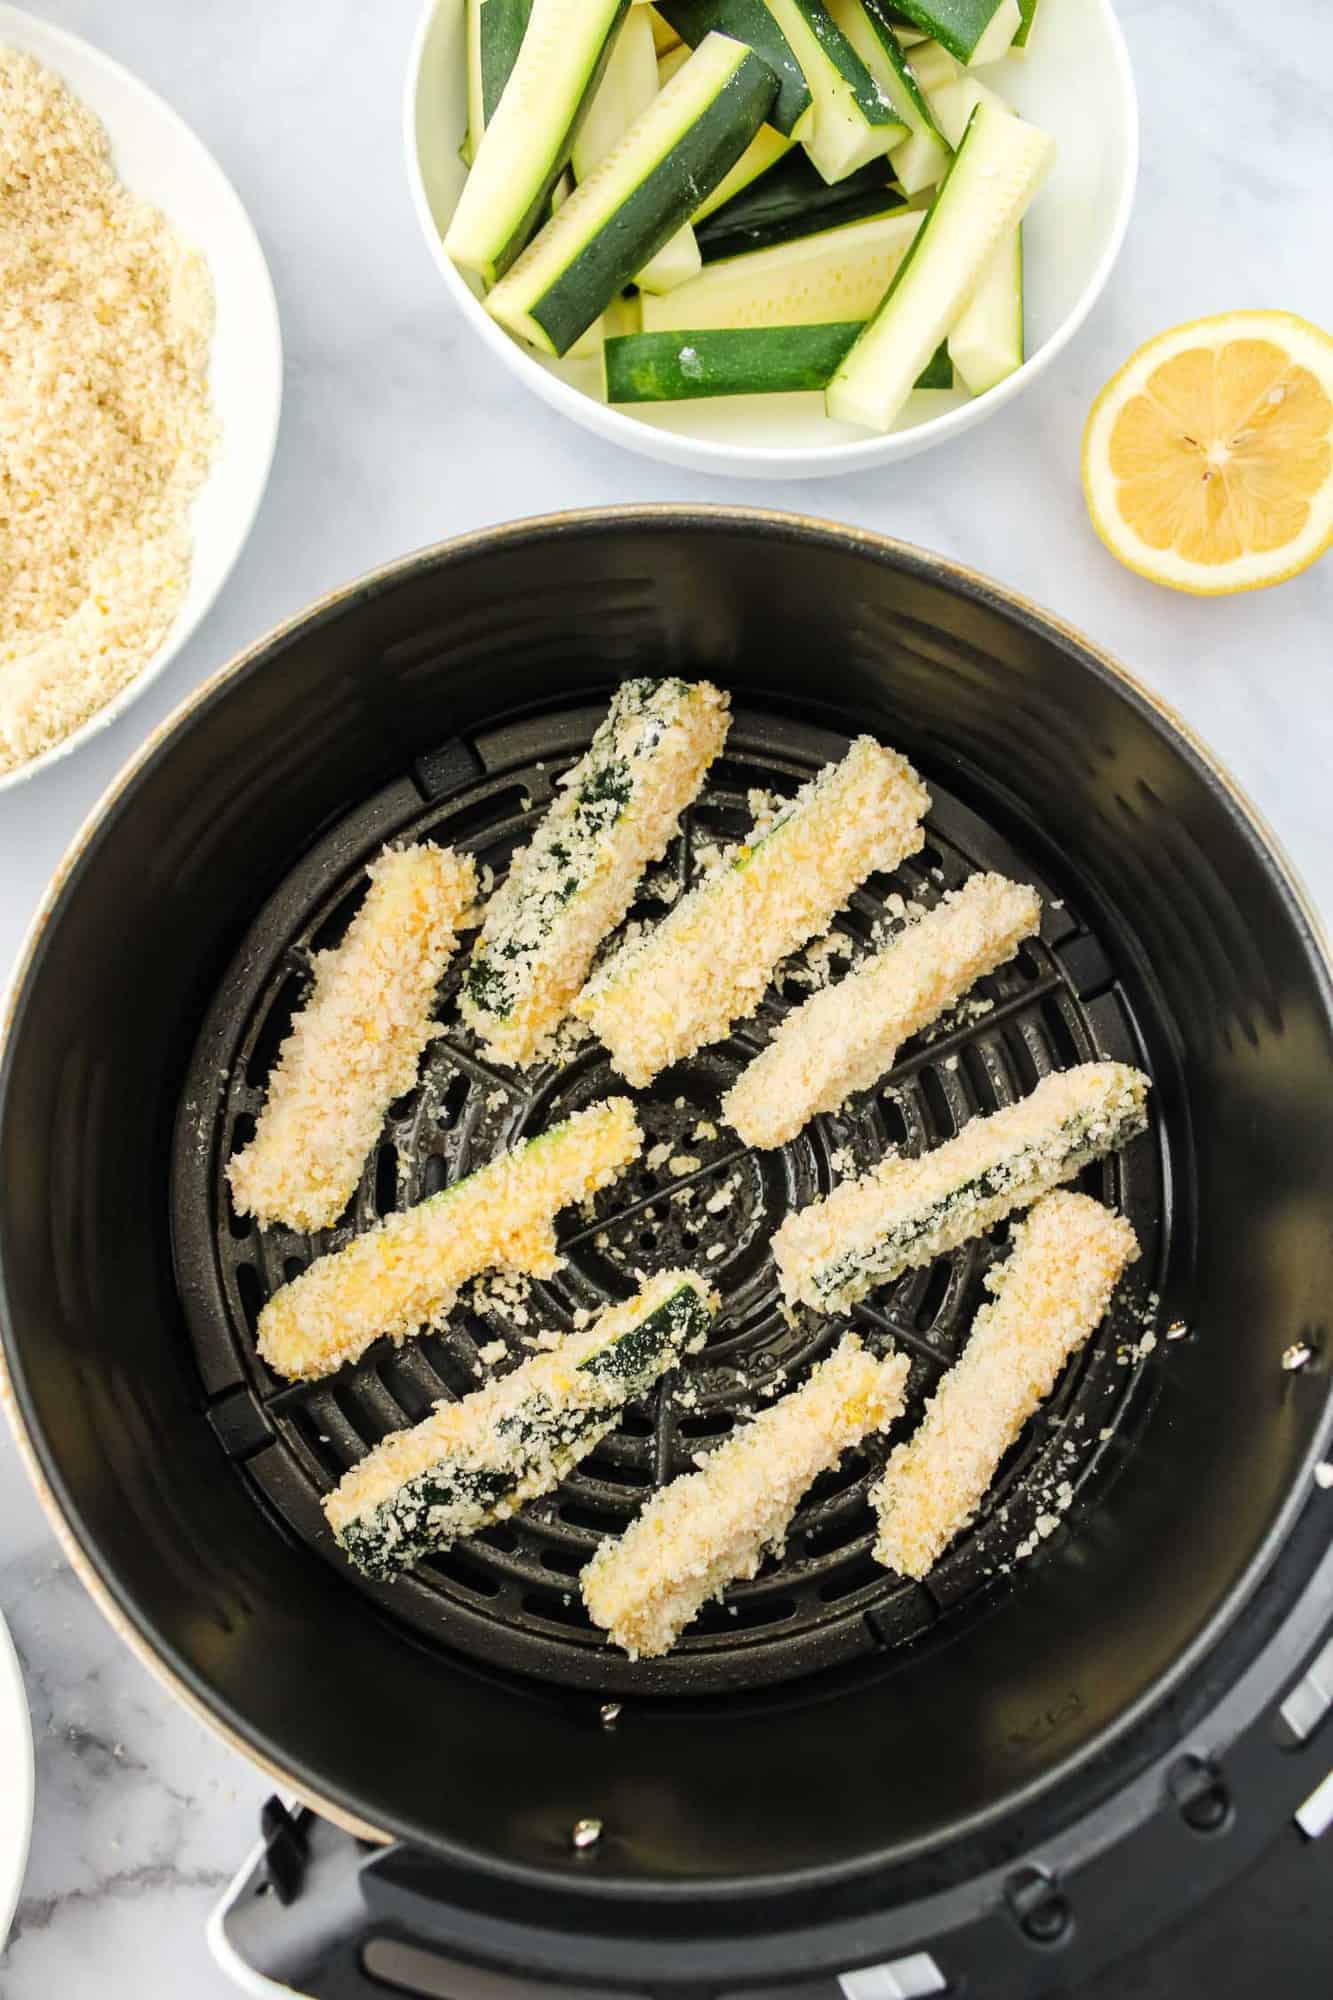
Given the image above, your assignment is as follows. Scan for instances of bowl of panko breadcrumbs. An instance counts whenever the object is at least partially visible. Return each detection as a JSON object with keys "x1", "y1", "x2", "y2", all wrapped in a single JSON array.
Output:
[{"x1": 0, "y1": 7, "x2": 281, "y2": 790}]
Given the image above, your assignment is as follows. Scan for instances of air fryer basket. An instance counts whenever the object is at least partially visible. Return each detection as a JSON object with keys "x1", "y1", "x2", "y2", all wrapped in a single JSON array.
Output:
[{"x1": 1, "y1": 513, "x2": 1329, "y2": 1943}]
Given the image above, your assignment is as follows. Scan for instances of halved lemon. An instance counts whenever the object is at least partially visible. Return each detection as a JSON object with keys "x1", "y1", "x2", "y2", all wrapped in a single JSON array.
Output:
[{"x1": 1082, "y1": 311, "x2": 1333, "y2": 595}]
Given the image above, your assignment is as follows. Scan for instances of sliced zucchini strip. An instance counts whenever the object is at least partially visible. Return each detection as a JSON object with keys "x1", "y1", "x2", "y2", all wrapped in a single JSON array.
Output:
[
  {"x1": 872, "y1": 1193, "x2": 1139, "y2": 1577},
  {"x1": 724, "y1": 871, "x2": 1040, "y2": 1148},
  {"x1": 446, "y1": 0, "x2": 629, "y2": 284},
  {"x1": 882, "y1": 0, "x2": 1014, "y2": 65},
  {"x1": 574, "y1": 736, "x2": 930, "y2": 1088},
  {"x1": 825, "y1": 95, "x2": 1053, "y2": 432},
  {"x1": 826, "y1": 0, "x2": 952, "y2": 194},
  {"x1": 582, "y1": 1333, "x2": 909, "y2": 1656},
  {"x1": 572, "y1": 5, "x2": 701, "y2": 294},
  {"x1": 773, "y1": 1061, "x2": 1149, "y2": 1314},
  {"x1": 605, "y1": 323, "x2": 950, "y2": 398},
  {"x1": 764, "y1": 0, "x2": 909, "y2": 184},
  {"x1": 461, "y1": 677, "x2": 730, "y2": 1065},
  {"x1": 656, "y1": 0, "x2": 816, "y2": 137},
  {"x1": 466, "y1": 0, "x2": 535, "y2": 160},
  {"x1": 691, "y1": 123, "x2": 796, "y2": 224},
  {"x1": 947, "y1": 222, "x2": 1023, "y2": 393},
  {"x1": 256, "y1": 1099, "x2": 642, "y2": 1380},
  {"x1": 643, "y1": 208, "x2": 919, "y2": 330},
  {"x1": 326, "y1": 1271, "x2": 716, "y2": 1579},
  {"x1": 486, "y1": 32, "x2": 777, "y2": 355},
  {"x1": 695, "y1": 151, "x2": 904, "y2": 262},
  {"x1": 228, "y1": 844, "x2": 478, "y2": 1234}
]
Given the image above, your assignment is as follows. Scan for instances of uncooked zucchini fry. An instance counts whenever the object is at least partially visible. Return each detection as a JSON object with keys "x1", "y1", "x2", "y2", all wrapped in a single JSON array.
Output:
[
  {"x1": 641, "y1": 208, "x2": 920, "y2": 333},
  {"x1": 605, "y1": 323, "x2": 950, "y2": 398},
  {"x1": 228, "y1": 843, "x2": 478, "y2": 1234},
  {"x1": 764, "y1": 0, "x2": 908, "y2": 184},
  {"x1": 466, "y1": 0, "x2": 535, "y2": 162},
  {"x1": 257, "y1": 1099, "x2": 642, "y2": 1380},
  {"x1": 826, "y1": 0, "x2": 952, "y2": 194},
  {"x1": 326, "y1": 1271, "x2": 716, "y2": 1579},
  {"x1": 582, "y1": 1332, "x2": 909, "y2": 1656},
  {"x1": 872, "y1": 1192, "x2": 1139, "y2": 1576},
  {"x1": 693, "y1": 151, "x2": 904, "y2": 263},
  {"x1": 461, "y1": 678, "x2": 729, "y2": 1066},
  {"x1": 574, "y1": 736, "x2": 930, "y2": 1088},
  {"x1": 656, "y1": 0, "x2": 816, "y2": 139},
  {"x1": 885, "y1": 0, "x2": 1020, "y2": 66},
  {"x1": 724, "y1": 871, "x2": 1039, "y2": 1148},
  {"x1": 773, "y1": 1061, "x2": 1149, "y2": 1314},
  {"x1": 485, "y1": 33, "x2": 778, "y2": 357}
]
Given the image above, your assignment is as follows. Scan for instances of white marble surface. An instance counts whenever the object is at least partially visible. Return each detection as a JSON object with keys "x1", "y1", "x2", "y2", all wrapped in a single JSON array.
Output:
[{"x1": 0, "y1": 0, "x2": 1330, "y2": 1991}]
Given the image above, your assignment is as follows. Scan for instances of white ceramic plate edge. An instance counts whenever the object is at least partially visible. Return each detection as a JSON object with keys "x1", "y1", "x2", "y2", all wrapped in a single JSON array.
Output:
[
  {"x1": 0, "y1": 4, "x2": 283, "y2": 794},
  {"x1": 403, "y1": 0, "x2": 1140, "y2": 480},
  {"x1": 0, "y1": 1608, "x2": 34, "y2": 1952}
]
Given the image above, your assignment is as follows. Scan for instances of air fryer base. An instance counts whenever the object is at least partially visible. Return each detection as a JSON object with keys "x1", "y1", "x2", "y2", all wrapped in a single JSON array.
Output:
[{"x1": 216, "y1": 1504, "x2": 1332, "y2": 1998}]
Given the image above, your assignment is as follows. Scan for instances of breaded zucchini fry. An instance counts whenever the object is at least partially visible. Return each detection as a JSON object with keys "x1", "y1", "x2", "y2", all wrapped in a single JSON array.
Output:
[
  {"x1": 326, "y1": 1270, "x2": 716, "y2": 1578},
  {"x1": 724, "y1": 871, "x2": 1040, "y2": 1148},
  {"x1": 228, "y1": 843, "x2": 478, "y2": 1232},
  {"x1": 461, "y1": 678, "x2": 730, "y2": 1066},
  {"x1": 582, "y1": 1333, "x2": 909, "y2": 1658},
  {"x1": 574, "y1": 736, "x2": 930, "y2": 1087},
  {"x1": 773, "y1": 1061, "x2": 1148, "y2": 1314},
  {"x1": 257, "y1": 1098, "x2": 642, "y2": 1380},
  {"x1": 873, "y1": 1192, "x2": 1139, "y2": 1577}
]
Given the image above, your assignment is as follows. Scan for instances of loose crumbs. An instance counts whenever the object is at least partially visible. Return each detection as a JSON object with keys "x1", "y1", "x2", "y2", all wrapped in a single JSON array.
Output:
[{"x1": 0, "y1": 48, "x2": 216, "y2": 773}]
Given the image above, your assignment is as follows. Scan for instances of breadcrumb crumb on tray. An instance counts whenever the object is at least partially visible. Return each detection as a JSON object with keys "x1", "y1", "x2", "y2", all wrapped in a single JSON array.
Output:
[
  {"x1": 873, "y1": 1192, "x2": 1140, "y2": 1579},
  {"x1": 255, "y1": 1098, "x2": 641, "y2": 1381},
  {"x1": 573, "y1": 736, "x2": 930, "y2": 1088},
  {"x1": 581, "y1": 1335, "x2": 910, "y2": 1659},
  {"x1": 228, "y1": 843, "x2": 478, "y2": 1233}
]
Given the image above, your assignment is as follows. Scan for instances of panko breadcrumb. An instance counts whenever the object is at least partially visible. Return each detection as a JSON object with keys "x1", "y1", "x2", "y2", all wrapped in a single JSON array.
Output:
[
  {"x1": 774, "y1": 1062, "x2": 1149, "y2": 1313},
  {"x1": 574, "y1": 737, "x2": 930, "y2": 1087},
  {"x1": 725, "y1": 873, "x2": 1040, "y2": 1148},
  {"x1": 0, "y1": 48, "x2": 216, "y2": 773},
  {"x1": 581, "y1": 1334, "x2": 910, "y2": 1658},
  {"x1": 228, "y1": 844, "x2": 478, "y2": 1232},
  {"x1": 873, "y1": 1192, "x2": 1139, "y2": 1578},
  {"x1": 256, "y1": 1098, "x2": 642, "y2": 1380}
]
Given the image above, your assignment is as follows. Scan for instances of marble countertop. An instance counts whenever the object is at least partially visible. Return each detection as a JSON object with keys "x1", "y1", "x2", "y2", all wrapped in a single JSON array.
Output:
[{"x1": 1, "y1": 0, "x2": 1330, "y2": 1991}]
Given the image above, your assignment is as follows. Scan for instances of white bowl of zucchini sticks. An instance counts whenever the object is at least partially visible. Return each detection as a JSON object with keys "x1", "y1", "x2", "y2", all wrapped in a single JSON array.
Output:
[{"x1": 406, "y1": 0, "x2": 1138, "y2": 475}]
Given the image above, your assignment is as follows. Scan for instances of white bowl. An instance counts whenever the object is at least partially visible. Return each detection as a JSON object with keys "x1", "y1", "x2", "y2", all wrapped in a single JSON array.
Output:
[
  {"x1": 405, "y1": 0, "x2": 1138, "y2": 480},
  {"x1": 0, "y1": 1610, "x2": 33, "y2": 1951},
  {"x1": 0, "y1": 5, "x2": 282, "y2": 793}
]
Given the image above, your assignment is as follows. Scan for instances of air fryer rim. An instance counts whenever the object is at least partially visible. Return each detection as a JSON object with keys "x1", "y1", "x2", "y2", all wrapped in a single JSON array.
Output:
[{"x1": 1, "y1": 506, "x2": 1330, "y2": 1887}]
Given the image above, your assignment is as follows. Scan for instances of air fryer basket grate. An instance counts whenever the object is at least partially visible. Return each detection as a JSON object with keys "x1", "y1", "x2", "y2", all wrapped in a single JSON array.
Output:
[{"x1": 173, "y1": 703, "x2": 1166, "y2": 1696}]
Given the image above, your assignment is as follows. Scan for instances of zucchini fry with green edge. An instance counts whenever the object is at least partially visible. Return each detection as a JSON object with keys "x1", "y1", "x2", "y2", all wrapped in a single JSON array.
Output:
[
  {"x1": 604, "y1": 323, "x2": 951, "y2": 398},
  {"x1": 256, "y1": 1099, "x2": 642, "y2": 1380},
  {"x1": 326, "y1": 1271, "x2": 716, "y2": 1579},
  {"x1": 582, "y1": 1333, "x2": 909, "y2": 1657},
  {"x1": 773, "y1": 1061, "x2": 1149, "y2": 1313}
]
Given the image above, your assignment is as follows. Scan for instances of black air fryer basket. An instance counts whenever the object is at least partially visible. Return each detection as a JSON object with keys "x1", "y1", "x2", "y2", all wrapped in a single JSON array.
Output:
[{"x1": 1, "y1": 511, "x2": 1330, "y2": 1999}]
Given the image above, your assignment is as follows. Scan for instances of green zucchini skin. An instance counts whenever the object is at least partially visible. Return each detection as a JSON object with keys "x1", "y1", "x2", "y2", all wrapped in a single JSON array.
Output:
[
  {"x1": 525, "y1": 48, "x2": 778, "y2": 355},
  {"x1": 477, "y1": 0, "x2": 534, "y2": 125},
  {"x1": 1014, "y1": 0, "x2": 1039, "y2": 45},
  {"x1": 656, "y1": 0, "x2": 815, "y2": 136},
  {"x1": 334, "y1": 1284, "x2": 712, "y2": 1580},
  {"x1": 696, "y1": 152, "x2": 904, "y2": 261},
  {"x1": 877, "y1": 0, "x2": 1006, "y2": 63},
  {"x1": 605, "y1": 324, "x2": 950, "y2": 399}
]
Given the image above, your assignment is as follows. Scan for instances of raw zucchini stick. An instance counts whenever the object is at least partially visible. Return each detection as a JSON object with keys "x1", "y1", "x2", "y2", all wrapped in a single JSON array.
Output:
[
  {"x1": 695, "y1": 152, "x2": 904, "y2": 262},
  {"x1": 447, "y1": 0, "x2": 629, "y2": 283},
  {"x1": 872, "y1": 1192, "x2": 1139, "y2": 1577},
  {"x1": 604, "y1": 324, "x2": 950, "y2": 399},
  {"x1": 656, "y1": 0, "x2": 816, "y2": 138},
  {"x1": 826, "y1": 0, "x2": 951, "y2": 194},
  {"x1": 466, "y1": 0, "x2": 535, "y2": 161},
  {"x1": 1014, "y1": 0, "x2": 1040, "y2": 49},
  {"x1": 256, "y1": 1099, "x2": 642, "y2": 1380},
  {"x1": 825, "y1": 95, "x2": 1053, "y2": 432},
  {"x1": 228, "y1": 844, "x2": 478, "y2": 1234},
  {"x1": 326, "y1": 1271, "x2": 716, "y2": 1579},
  {"x1": 575, "y1": 736, "x2": 930, "y2": 1087},
  {"x1": 724, "y1": 871, "x2": 1039, "y2": 1147},
  {"x1": 572, "y1": 5, "x2": 701, "y2": 294},
  {"x1": 947, "y1": 223, "x2": 1022, "y2": 392},
  {"x1": 883, "y1": 0, "x2": 1019, "y2": 66},
  {"x1": 691, "y1": 123, "x2": 796, "y2": 225},
  {"x1": 773, "y1": 1061, "x2": 1148, "y2": 1313},
  {"x1": 583, "y1": 1333, "x2": 908, "y2": 1655},
  {"x1": 764, "y1": 0, "x2": 909, "y2": 184},
  {"x1": 486, "y1": 33, "x2": 777, "y2": 356},
  {"x1": 461, "y1": 678, "x2": 729, "y2": 1066},
  {"x1": 643, "y1": 209, "x2": 919, "y2": 331},
  {"x1": 926, "y1": 72, "x2": 1008, "y2": 148}
]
